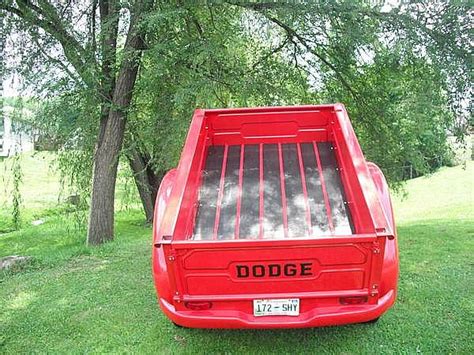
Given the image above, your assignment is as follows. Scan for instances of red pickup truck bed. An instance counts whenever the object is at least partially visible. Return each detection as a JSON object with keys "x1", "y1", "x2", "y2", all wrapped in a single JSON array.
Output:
[
  {"x1": 152, "y1": 104, "x2": 398, "y2": 328},
  {"x1": 193, "y1": 142, "x2": 353, "y2": 240}
]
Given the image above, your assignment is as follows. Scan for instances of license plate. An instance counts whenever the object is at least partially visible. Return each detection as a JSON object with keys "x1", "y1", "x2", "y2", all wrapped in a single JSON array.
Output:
[{"x1": 253, "y1": 298, "x2": 300, "y2": 317}]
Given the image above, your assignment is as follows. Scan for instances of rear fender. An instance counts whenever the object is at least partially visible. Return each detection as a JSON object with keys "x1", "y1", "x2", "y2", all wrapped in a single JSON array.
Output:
[
  {"x1": 152, "y1": 169, "x2": 177, "y2": 303},
  {"x1": 152, "y1": 169, "x2": 177, "y2": 242},
  {"x1": 367, "y1": 162, "x2": 399, "y2": 297}
]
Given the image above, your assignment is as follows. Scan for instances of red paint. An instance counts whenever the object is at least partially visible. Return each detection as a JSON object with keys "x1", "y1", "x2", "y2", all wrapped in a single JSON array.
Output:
[
  {"x1": 297, "y1": 143, "x2": 312, "y2": 236},
  {"x1": 313, "y1": 142, "x2": 335, "y2": 234},
  {"x1": 278, "y1": 143, "x2": 289, "y2": 238},
  {"x1": 212, "y1": 145, "x2": 228, "y2": 240},
  {"x1": 234, "y1": 144, "x2": 245, "y2": 240},
  {"x1": 152, "y1": 104, "x2": 398, "y2": 329},
  {"x1": 259, "y1": 143, "x2": 264, "y2": 239}
]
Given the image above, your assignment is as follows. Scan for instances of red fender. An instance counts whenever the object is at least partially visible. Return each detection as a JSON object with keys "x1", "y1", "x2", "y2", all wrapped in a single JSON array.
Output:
[
  {"x1": 151, "y1": 169, "x2": 177, "y2": 304},
  {"x1": 367, "y1": 162, "x2": 399, "y2": 299}
]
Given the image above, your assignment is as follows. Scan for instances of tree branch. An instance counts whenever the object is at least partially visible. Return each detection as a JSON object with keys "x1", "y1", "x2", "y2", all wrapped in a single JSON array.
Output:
[
  {"x1": 227, "y1": 2, "x2": 299, "y2": 11},
  {"x1": 30, "y1": 35, "x2": 83, "y2": 87},
  {"x1": 226, "y1": 1, "x2": 362, "y2": 100},
  {"x1": 2, "y1": 1, "x2": 97, "y2": 88},
  {"x1": 252, "y1": 35, "x2": 290, "y2": 70},
  {"x1": 264, "y1": 15, "x2": 360, "y2": 100},
  {"x1": 96, "y1": 0, "x2": 120, "y2": 142},
  {"x1": 90, "y1": 0, "x2": 97, "y2": 55}
]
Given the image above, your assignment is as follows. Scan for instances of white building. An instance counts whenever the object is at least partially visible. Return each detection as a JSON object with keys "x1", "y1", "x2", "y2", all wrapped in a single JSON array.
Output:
[{"x1": 0, "y1": 106, "x2": 35, "y2": 157}]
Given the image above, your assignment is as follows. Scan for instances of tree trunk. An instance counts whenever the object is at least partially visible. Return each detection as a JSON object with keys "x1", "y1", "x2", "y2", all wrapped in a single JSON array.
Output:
[
  {"x1": 97, "y1": 0, "x2": 119, "y2": 143},
  {"x1": 127, "y1": 148, "x2": 163, "y2": 222},
  {"x1": 87, "y1": 12, "x2": 147, "y2": 245},
  {"x1": 85, "y1": 0, "x2": 121, "y2": 245},
  {"x1": 87, "y1": 110, "x2": 126, "y2": 245}
]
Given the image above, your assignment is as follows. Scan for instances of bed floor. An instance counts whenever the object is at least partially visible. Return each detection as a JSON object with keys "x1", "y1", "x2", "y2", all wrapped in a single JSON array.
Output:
[{"x1": 192, "y1": 142, "x2": 353, "y2": 240}]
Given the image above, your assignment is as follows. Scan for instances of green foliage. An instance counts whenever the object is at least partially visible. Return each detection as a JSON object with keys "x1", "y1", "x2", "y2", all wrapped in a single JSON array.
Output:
[
  {"x1": 2, "y1": 0, "x2": 471, "y2": 207},
  {"x1": 0, "y1": 152, "x2": 60, "y2": 233},
  {"x1": 242, "y1": 0, "x2": 471, "y2": 186},
  {"x1": 32, "y1": 92, "x2": 98, "y2": 214},
  {"x1": 10, "y1": 153, "x2": 23, "y2": 230},
  {"x1": 116, "y1": 159, "x2": 142, "y2": 212},
  {"x1": 0, "y1": 159, "x2": 24, "y2": 234},
  {"x1": 6, "y1": 98, "x2": 28, "y2": 230},
  {"x1": 131, "y1": 4, "x2": 314, "y2": 171},
  {"x1": 65, "y1": 2, "x2": 474, "y2": 187},
  {"x1": 323, "y1": 51, "x2": 455, "y2": 185}
]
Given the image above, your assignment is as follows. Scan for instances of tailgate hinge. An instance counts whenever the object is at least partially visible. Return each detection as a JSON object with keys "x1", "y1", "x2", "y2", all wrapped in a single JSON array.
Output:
[{"x1": 154, "y1": 235, "x2": 172, "y2": 248}]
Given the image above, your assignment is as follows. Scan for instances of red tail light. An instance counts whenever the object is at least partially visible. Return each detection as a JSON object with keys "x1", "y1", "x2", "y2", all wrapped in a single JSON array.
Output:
[
  {"x1": 184, "y1": 301, "x2": 212, "y2": 310},
  {"x1": 339, "y1": 296, "x2": 368, "y2": 305}
]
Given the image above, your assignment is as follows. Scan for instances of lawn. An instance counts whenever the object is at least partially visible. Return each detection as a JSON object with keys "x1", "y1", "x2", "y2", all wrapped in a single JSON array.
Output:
[
  {"x1": 0, "y1": 157, "x2": 473, "y2": 354},
  {"x1": 0, "y1": 152, "x2": 61, "y2": 233}
]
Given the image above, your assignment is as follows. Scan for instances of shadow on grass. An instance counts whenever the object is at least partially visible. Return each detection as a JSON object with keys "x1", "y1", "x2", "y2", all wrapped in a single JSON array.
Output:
[{"x1": 0, "y1": 210, "x2": 149, "y2": 271}]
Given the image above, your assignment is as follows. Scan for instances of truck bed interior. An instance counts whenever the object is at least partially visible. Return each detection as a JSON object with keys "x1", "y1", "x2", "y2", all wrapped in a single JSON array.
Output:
[
  {"x1": 192, "y1": 142, "x2": 353, "y2": 240},
  {"x1": 159, "y1": 105, "x2": 377, "y2": 242},
  {"x1": 159, "y1": 105, "x2": 388, "y2": 242}
]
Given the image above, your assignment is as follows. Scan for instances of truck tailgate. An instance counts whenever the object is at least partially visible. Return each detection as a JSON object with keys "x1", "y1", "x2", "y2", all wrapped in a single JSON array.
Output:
[{"x1": 168, "y1": 238, "x2": 385, "y2": 299}]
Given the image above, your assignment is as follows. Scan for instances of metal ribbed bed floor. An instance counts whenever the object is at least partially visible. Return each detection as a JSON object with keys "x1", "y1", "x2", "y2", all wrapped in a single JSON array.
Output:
[{"x1": 192, "y1": 142, "x2": 353, "y2": 240}]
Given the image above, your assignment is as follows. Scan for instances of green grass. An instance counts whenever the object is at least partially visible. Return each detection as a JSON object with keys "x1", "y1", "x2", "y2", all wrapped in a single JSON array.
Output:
[
  {"x1": 1, "y1": 161, "x2": 473, "y2": 353},
  {"x1": 0, "y1": 152, "x2": 61, "y2": 210},
  {"x1": 0, "y1": 152, "x2": 61, "y2": 232},
  {"x1": 0, "y1": 152, "x2": 141, "y2": 233},
  {"x1": 393, "y1": 161, "x2": 473, "y2": 222}
]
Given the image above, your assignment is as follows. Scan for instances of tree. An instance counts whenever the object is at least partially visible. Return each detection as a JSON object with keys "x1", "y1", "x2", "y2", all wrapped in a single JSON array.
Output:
[
  {"x1": 2, "y1": 0, "x2": 311, "y2": 242},
  {"x1": 226, "y1": 0, "x2": 471, "y2": 185},
  {"x1": 2, "y1": 1, "x2": 470, "y2": 245},
  {"x1": 86, "y1": 1, "x2": 152, "y2": 245},
  {"x1": 126, "y1": 2, "x2": 314, "y2": 219},
  {"x1": 2, "y1": 0, "x2": 154, "y2": 244}
]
